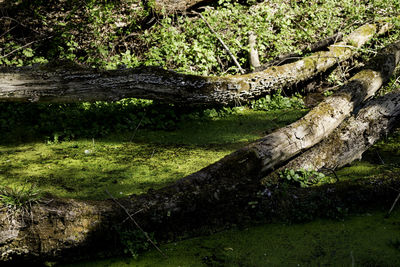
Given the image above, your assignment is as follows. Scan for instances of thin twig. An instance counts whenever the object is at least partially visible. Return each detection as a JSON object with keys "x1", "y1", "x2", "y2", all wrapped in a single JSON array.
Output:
[
  {"x1": 376, "y1": 151, "x2": 385, "y2": 165},
  {"x1": 130, "y1": 110, "x2": 146, "y2": 142},
  {"x1": 0, "y1": 24, "x2": 17, "y2": 39},
  {"x1": 386, "y1": 192, "x2": 400, "y2": 218},
  {"x1": 351, "y1": 251, "x2": 355, "y2": 267},
  {"x1": 0, "y1": 35, "x2": 53, "y2": 59},
  {"x1": 121, "y1": 208, "x2": 145, "y2": 224},
  {"x1": 321, "y1": 166, "x2": 339, "y2": 182},
  {"x1": 0, "y1": 16, "x2": 43, "y2": 35},
  {"x1": 388, "y1": 186, "x2": 400, "y2": 193},
  {"x1": 105, "y1": 189, "x2": 167, "y2": 258},
  {"x1": 193, "y1": 11, "x2": 245, "y2": 74}
]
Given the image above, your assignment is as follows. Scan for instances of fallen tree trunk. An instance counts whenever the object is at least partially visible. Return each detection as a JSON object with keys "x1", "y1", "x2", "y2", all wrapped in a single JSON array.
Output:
[
  {"x1": 0, "y1": 23, "x2": 379, "y2": 105},
  {"x1": 146, "y1": 0, "x2": 215, "y2": 14},
  {"x1": 1, "y1": 40, "x2": 400, "y2": 265},
  {"x1": 264, "y1": 88, "x2": 400, "y2": 183}
]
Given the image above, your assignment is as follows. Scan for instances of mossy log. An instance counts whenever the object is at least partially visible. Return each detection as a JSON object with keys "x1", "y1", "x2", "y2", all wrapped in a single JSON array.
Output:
[
  {"x1": 1, "y1": 40, "x2": 400, "y2": 265},
  {"x1": 249, "y1": 40, "x2": 400, "y2": 173},
  {"x1": 265, "y1": 88, "x2": 400, "y2": 182},
  {"x1": 149, "y1": 0, "x2": 215, "y2": 14},
  {"x1": 0, "y1": 23, "x2": 380, "y2": 105},
  {"x1": 260, "y1": 41, "x2": 400, "y2": 184}
]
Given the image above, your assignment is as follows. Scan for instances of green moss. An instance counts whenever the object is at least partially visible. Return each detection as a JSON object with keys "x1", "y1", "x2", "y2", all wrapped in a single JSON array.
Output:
[
  {"x1": 351, "y1": 69, "x2": 376, "y2": 80},
  {"x1": 62, "y1": 210, "x2": 400, "y2": 266},
  {"x1": 0, "y1": 109, "x2": 306, "y2": 200},
  {"x1": 346, "y1": 24, "x2": 377, "y2": 48}
]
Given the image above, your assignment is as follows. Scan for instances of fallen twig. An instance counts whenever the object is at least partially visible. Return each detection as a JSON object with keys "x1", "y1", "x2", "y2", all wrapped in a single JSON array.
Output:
[
  {"x1": 105, "y1": 189, "x2": 167, "y2": 258},
  {"x1": 0, "y1": 35, "x2": 53, "y2": 59},
  {"x1": 376, "y1": 151, "x2": 385, "y2": 165},
  {"x1": 130, "y1": 110, "x2": 146, "y2": 142},
  {"x1": 385, "y1": 191, "x2": 400, "y2": 218},
  {"x1": 321, "y1": 166, "x2": 339, "y2": 182}
]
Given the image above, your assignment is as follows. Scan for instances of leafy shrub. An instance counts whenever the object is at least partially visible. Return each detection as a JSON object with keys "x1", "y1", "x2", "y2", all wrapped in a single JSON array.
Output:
[
  {"x1": 2, "y1": 0, "x2": 399, "y2": 75},
  {"x1": 279, "y1": 168, "x2": 331, "y2": 188},
  {"x1": 117, "y1": 228, "x2": 155, "y2": 259},
  {"x1": 0, "y1": 98, "x2": 242, "y2": 142},
  {"x1": 251, "y1": 90, "x2": 305, "y2": 111}
]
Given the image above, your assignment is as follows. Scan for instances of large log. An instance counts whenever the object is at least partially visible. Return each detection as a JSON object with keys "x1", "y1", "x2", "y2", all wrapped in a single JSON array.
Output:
[
  {"x1": 264, "y1": 88, "x2": 400, "y2": 183},
  {"x1": 0, "y1": 23, "x2": 380, "y2": 105},
  {"x1": 150, "y1": 0, "x2": 215, "y2": 14},
  {"x1": 1, "y1": 40, "x2": 399, "y2": 265}
]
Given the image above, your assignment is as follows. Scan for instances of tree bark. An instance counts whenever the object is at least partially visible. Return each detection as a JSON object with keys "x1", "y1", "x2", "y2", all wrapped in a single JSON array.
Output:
[
  {"x1": 1, "y1": 40, "x2": 400, "y2": 265},
  {"x1": 0, "y1": 23, "x2": 380, "y2": 105},
  {"x1": 264, "y1": 88, "x2": 400, "y2": 184},
  {"x1": 149, "y1": 0, "x2": 216, "y2": 14}
]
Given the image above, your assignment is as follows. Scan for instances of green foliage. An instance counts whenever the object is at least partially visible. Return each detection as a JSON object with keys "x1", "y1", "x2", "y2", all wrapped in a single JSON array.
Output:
[
  {"x1": 0, "y1": 90, "x2": 304, "y2": 142},
  {"x1": 251, "y1": 90, "x2": 305, "y2": 111},
  {"x1": 140, "y1": 0, "x2": 400, "y2": 75},
  {"x1": 2, "y1": 0, "x2": 399, "y2": 74},
  {"x1": 0, "y1": 0, "x2": 147, "y2": 68},
  {"x1": 0, "y1": 184, "x2": 41, "y2": 211},
  {"x1": 0, "y1": 99, "x2": 177, "y2": 142},
  {"x1": 323, "y1": 90, "x2": 334, "y2": 97},
  {"x1": 117, "y1": 227, "x2": 155, "y2": 259},
  {"x1": 279, "y1": 168, "x2": 331, "y2": 188}
]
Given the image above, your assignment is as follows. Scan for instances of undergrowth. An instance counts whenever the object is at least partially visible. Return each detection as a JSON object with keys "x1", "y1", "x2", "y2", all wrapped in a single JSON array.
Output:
[
  {"x1": 0, "y1": 184, "x2": 41, "y2": 211},
  {"x1": 0, "y1": 92, "x2": 305, "y2": 143},
  {"x1": 279, "y1": 168, "x2": 332, "y2": 188},
  {"x1": 1, "y1": 0, "x2": 399, "y2": 75}
]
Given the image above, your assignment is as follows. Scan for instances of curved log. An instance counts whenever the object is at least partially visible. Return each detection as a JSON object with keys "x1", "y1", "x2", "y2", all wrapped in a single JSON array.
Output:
[
  {"x1": 265, "y1": 88, "x2": 400, "y2": 182},
  {"x1": 1, "y1": 40, "x2": 399, "y2": 265},
  {"x1": 150, "y1": 0, "x2": 216, "y2": 14},
  {"x1": 0, "y1": 23, "x2": 379, "y2": 105}
]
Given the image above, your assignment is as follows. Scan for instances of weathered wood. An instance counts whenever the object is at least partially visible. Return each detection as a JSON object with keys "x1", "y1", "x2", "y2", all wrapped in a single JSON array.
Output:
[
  {"x1": 266, "y1": 88, "x2": 400, "y2": 182},
  {"x1": 0, "y1": 23, "x2": 379, "y2": 105},
  {"x1": 249, "y1": 31, "x2": 261, "y2": 70},
  {"x1": 150, "y1": 0, "x2": 216, "y2": 14},
  {"x1": 251, "y1": 40, "x2": 400, "y2": 173},
  {"x1": 1, "y1": 39, "x2": 399, "y2": 265}
]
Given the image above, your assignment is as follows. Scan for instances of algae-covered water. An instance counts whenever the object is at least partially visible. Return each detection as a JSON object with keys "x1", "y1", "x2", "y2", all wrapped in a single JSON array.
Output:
[
  {"x1": 0, "y1": 109, "x2": 306, "y2": 199},
  {"x1": 63, "y1": 211, "x2": 400, "y2": 266}
]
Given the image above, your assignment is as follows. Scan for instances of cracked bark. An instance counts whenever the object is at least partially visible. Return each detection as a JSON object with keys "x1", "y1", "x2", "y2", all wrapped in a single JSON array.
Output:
[{"x1": 0, "y1": 23, "x2": 381, "y2": 105}]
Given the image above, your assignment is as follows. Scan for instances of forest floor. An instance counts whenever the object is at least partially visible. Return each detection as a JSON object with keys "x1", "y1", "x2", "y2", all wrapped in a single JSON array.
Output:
[
  {"x1": 2, "y1": 1, "x2": 400, "y2": 265},
  {"x1": 2, "y1": 105, "x2": 400, "y2": 266}
]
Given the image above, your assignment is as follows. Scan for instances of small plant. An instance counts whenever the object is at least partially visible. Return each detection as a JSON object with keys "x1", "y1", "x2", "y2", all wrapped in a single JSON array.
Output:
[
  {"x1": 279, "y1": 168, "x2": 330, "y2": 188},
  {"x1": 0, "y1": 184, "x2": 41, "y2": 212},
  {"x1": 251, "y1": 90, "x2": 305, "y2": 111},
  {"x1": 117, "y1": 227, "x2": 155, "y2": 259},
  {"x1": 323, "y1": 90, "x2": 333, "y2": 97}
]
